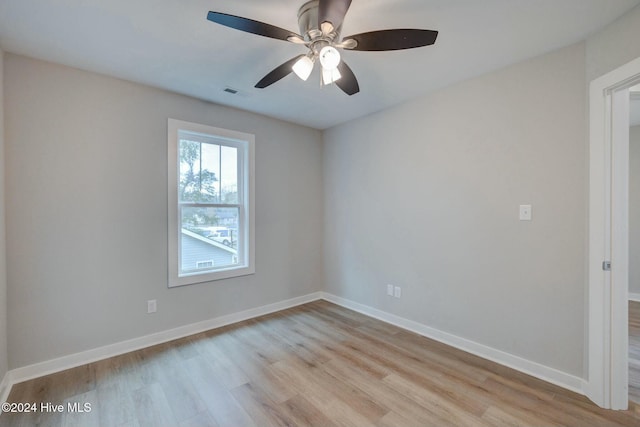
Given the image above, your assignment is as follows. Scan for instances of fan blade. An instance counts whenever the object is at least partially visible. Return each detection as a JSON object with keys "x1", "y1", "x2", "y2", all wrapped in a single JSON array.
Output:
[
  {"x1": 318, "y1": 0, "x2": 352, "y2": 31},
  {"x1": 342, "y1": 29, "x2": 438, "y2": 51},
  {"x1": 207, "y1": 11, "x2": 301, "y2": 42},
  {"x1": 335, "y1": 61, "x2": 359, "y2": 96},
  {"x1": 255, "y1": 55, "x2": 305, "y2": 89}
]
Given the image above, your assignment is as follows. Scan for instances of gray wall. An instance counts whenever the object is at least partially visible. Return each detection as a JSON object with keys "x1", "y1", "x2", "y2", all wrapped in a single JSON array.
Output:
[
  {"x1": 4, "y1": 54, "x2": 324, "y2": 368},
  {"x1": 586, "y1": 3, "x2": 640, "y2": 81},
  {"x1": 0, "y1": 50, "x2": 8, "y2": 382},
  {"x1": 323, "y1": 43, "x2": 587, "y2": 376},
  {"x1": 631, "y1": 125, "x2": 640, "y2": 295}
]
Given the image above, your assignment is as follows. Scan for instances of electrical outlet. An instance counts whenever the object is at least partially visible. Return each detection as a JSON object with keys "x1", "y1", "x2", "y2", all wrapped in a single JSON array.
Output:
[
  {"x1": 147, "y1": 299, "x2": 157, "y2": 314},
  {"x1": 387, "y1": 284, "x2": 394, "y2": 296},
  {"x1": 394, "y1": 286, "x2": 401, "y2": 298}
]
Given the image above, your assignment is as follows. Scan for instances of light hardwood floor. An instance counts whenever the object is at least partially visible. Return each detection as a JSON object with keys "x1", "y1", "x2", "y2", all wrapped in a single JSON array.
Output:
[
  {"x1": 1, "y1": 300, "x2": 640, "y2": 426},
  {"x1": 631, "y1": 300, "x2": 640, "y2": 404}
]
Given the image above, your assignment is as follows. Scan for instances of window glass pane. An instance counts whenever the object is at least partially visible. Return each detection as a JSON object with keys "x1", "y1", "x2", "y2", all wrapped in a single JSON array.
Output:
[
  {"x1": 179, "y1": 138, "x2": 219, "y2": 203},
  {"x1": 221, "y1": 146, "x2": 238, "y2": 204},
  {"x1": 202, "y1": 142, "x2": 221, "y2": 203},
  {"x1": 180, "y1": 206, "x2": 240, "y2": 274}
]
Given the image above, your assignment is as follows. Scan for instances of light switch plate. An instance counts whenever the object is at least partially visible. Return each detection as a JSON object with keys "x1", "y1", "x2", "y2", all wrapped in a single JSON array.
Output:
[{"x1": 519, "y1": 204, "x2": 532, "y2": 221}]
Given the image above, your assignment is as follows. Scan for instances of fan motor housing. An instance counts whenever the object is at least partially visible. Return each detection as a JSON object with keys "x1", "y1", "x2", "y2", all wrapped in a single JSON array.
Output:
[{"x1": 298, "y1": 0, "x2": 341, "y2": 42}]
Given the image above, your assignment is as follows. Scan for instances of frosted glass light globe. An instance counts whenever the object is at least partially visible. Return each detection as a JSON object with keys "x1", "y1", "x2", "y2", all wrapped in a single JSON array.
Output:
[
  {"x1": 292, "y1": 56, "x2": 314, "y2": 81},
  {"x1": 319, "y1": 46, "x2": 341, "y2": 70}
]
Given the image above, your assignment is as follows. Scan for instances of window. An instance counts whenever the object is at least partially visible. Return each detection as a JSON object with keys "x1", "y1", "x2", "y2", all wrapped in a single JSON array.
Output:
[{"x1": 168, "y1": 119, "x2": 254, "y2": 287}]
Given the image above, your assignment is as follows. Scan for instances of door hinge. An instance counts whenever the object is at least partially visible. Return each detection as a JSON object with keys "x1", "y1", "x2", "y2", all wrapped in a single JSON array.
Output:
[{"x1": 602, "y1": 261, "x2": 611, "y2": 271}]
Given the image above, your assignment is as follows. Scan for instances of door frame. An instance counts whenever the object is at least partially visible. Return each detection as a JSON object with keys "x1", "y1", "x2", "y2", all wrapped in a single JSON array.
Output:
[{"x1": 587, "y1": 56, "x2": 640, "y2": 410}]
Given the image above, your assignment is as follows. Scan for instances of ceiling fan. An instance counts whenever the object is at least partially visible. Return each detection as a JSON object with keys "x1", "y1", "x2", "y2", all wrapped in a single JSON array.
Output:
[{"x1": 207, "y1": 0, "x2": 438, "y2": 95}]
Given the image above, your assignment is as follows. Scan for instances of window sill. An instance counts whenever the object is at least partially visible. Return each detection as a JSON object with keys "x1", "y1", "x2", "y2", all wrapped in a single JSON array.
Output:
[{"x1": 169, "y1": 265, "x2": 255, "y2": 288}]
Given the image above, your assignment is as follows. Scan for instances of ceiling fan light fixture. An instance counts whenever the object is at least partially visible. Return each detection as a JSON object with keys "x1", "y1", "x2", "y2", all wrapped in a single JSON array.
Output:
[
  {"x1": 293, "y1": 55, "x2": 315, "y2": 81},
  {"x1": 319, "y1": 45, "x2": 341, "y2": 70},
  {"x1": 322, "y1": 66, "x2": 341, "y2": 85},
  {"x1": 207, "y1": 0, "x2": 438, "y2": 96}
]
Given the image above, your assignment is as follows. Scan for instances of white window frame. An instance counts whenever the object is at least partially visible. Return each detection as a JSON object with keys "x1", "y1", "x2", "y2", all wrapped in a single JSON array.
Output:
[{"x1": 168, "y1": 118, "x2": 255, "y2": 287}]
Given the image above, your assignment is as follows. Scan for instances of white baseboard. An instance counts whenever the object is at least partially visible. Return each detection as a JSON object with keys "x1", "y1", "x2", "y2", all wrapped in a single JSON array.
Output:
[
  {"x1": 2, "y1": 290, "x2": 585, "y2": 402},
  {"x1": 320, "y1": 292, "x2": 585, "y2": 396},
  {"x1": 629, "y1": 292, "x2": 640, "y2": 302},
  {"x1": 0, "y1": 371, "x2": 10, "y2": 404},
  {"x1": 6, "y1": 292, "x2": 323, "y2": 390}
]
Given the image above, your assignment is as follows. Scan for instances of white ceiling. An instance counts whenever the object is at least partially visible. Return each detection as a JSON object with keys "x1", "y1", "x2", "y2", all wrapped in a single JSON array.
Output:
[{"x1": 1, "y1": 0, "x2": 639, "y2": 129}]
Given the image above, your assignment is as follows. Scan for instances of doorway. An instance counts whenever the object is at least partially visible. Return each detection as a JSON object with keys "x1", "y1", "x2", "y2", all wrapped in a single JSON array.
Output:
[
  {"x1": 588, "y1": 57, "x2": 640, "y2": 410},
  {"x1": 629, "y1": 85, "x2": 640, "y2": 404}
]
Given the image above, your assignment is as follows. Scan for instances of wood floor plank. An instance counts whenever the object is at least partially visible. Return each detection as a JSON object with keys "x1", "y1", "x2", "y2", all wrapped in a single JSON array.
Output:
[
  {"x1": 230, "y1": 383, "x2": 295, "y2": 427},
  {"x1": 181, "y1": 356, "x2": 256, "y2": 427},
  {"x1": 320, "y1": 358, "x2": 459, "y2": 427},
  {"x1": 131, "y1": 383, "x2": 178, "y2": 427},
  {"x1": 327, "y1": 328, "x2": 493, "y2": 417},
  {"x1": 208, "y1": 332, "x2": 297, "y2": 404},
  {"x1": 157, "y1": 367, "x2": 208, "y2": 423},
  {"x1": 277, "y1": 394, "x2": 339, "y2": 427},
  {"x1": 360, "y1": 325, "x2": 490, "y2": 384},
  {"x1": 251, "y1": 314, "x2": 335, "y2": 367},
  {"x1": 192, "y1": 333, "x2": 251, "y2": 390},
  {"x1": 93, "y1": 353, "x2": 140, "y2": 390},
  {"x1": 481, "y1": 404, "x2": 563, "y2": 427},
  {"x1": 62, "y1": 389, "x2": 100, "y2": 427},
  {"x1": 382, "y1": 373, "x2": 492, "y2": 427},
  {"x1": 178, "y1": 410, "x2": 218, "y2": 427},
  {"x1": 95, "y1": 382, "x2": 136, "y2": 427},
  {"x1": 269, "y1": 358, "x2": 384, "y2": 426},
  {"x1": 2, "y1": 301, "x2": 640, "y2": 426}
]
